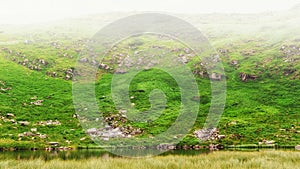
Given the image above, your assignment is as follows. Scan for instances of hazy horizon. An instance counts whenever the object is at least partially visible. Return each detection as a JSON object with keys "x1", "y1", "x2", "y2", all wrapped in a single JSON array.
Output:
[{"x1": 0, "y1": 0, "x2": 300, "y2": 24}]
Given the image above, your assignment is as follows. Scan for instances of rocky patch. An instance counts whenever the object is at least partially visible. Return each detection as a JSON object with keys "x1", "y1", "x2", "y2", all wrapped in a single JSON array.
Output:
[
  {"x1": 194, "y1": 128, "x2": 225, "y2": 141},
  {"x1": 35, "y1": 120, "x2": 61, "y2": 126}
]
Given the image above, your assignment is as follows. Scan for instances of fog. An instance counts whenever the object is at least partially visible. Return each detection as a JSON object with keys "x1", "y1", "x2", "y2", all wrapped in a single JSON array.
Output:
[{"x1": 0, "y1": 0, "x2": 299, "y2": 24}]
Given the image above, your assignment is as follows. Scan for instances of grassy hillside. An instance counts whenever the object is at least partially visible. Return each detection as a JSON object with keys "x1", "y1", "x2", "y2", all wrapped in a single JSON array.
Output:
[{"x1": 0, "y1": 9, "x2": 300, "y2": 149}]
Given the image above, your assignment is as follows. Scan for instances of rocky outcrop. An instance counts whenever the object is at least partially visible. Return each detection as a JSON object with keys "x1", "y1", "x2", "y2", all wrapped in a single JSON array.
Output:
[
  {"x1": 87, "y1": 126, "x2": 126, "y2": 141},
  {"x1": 194, "y1": 128, "x2": 225, "y2": 141},
  {"x1": 86, "y1": 110, "x2": 143, "y2": 140}
]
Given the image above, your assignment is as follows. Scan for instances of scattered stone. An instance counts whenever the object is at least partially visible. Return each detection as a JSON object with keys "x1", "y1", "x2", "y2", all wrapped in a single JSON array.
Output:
[
  {"x1": 39, "y1": 134, "x2": 47, "y2": 139},
  {"x1": 239, "y1": 72, "x2": 257, "y2": 82},
  {"x1": 30, "y1": 128, "x2": 37, "y2": 132},
  {"x1": 36, "y1": 120, "x2": 61, "y2": 126},
  {"x1": 31, "y1": 96, "x2": 38, "y2": 100},
  {"x1": 0, "y1": 87, "x2": 12, "y2": 92},
  {"x1": 6, "y1": 113, "x2": 15, "y2": 118},
  {"x1": 64, "y1": 68, "x2": 74, "y2": 80},
  {"x1": 259, "y1": 140, "x2": 276, "y2": 145},
  {"x1": 228, "y1": 121, "x2": 237, "y2": 126},
  {"x1": 72, "y1": 114, "x2": 79, "y2": 118},
  {"x1": 9, "y1": 119, "x2": 16, "y2": 123},
  {"x1": 23, "y1": 132, "x2": 35, "y2": 137},
  {"x1": 99, "y1": 63, "x2": 110, "y2": 70},
  {"x1": 283, "y1": 69, "x2": 295, "y2": 76},
  {"x1": 86, "y1": 128, "x2": 97, "y2": 135},
  {"x1": 66, "y1": 140, "x2": 72, "y2": 144},
  {"x1": 30, "y1": 100, "x2": 43, "y2": 106},
  {"x1": 86, "y1": 122, "x2": 142, "y2": 140},
  {"x1": 18, "y1": 121, "x2": 30, "y2": 126},
  {"x1": 218, "y1": 135, "x2": 226, "y2": 139},
  {"x1": 156, "y1": 143, "x2": 176, "y2": 150},
  {"x1": 210, "y1": 73, "x2": 222, "y2": 81},
  {"x1": 218, "y1": 48, "x2": 230, "y2": 54},
  {"x1": 184, "y1": 48, "x2": 191, "y2": 54},
  {"x1": 48, "y1": 142, "x2": 59, "y2": 146},
  {"x1": 46, "y1": 71, "x2": 57, "y2": 77},
  {"x1": 241, "y1": 49, "x2": 256, "y2": 56},
  {"x1": 79, "y1": 58, "x2": 88, "y2": 63},
  {"x1": 230, "y1": 60, "x2": 238, "y2": 65},
  {"x1": 265, "y1": 140, "x2": 275, "y2": 145},
  {"x1": 18, "y1": 133, "x2": 24, "y2": 137}
]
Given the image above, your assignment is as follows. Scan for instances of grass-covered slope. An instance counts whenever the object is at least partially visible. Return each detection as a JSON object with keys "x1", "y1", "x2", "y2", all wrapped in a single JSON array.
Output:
[{"x1": 0, "y1": 9, "x2": 300, "y2": 149}]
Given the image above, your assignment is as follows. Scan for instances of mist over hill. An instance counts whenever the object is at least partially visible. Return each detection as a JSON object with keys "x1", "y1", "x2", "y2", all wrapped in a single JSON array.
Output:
[{"x1": 0, "y1": 5, "x2": 299, "y2": 150}]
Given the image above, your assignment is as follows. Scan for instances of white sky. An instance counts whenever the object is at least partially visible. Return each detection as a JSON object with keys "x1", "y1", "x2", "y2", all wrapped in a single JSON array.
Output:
[{"x1": 0, "y1": 0, "x2": 299, "y2": 24}]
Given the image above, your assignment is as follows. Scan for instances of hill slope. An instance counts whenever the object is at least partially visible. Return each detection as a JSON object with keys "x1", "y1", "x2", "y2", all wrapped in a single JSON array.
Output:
[{"x1": 0, "y1": 9, "x2": 300, "y2": 149}]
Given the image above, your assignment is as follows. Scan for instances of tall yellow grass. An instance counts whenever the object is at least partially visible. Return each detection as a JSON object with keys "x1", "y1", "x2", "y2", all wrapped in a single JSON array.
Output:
[{"x1": 0, "y1": 151, "x2": 299, "y2": 169}]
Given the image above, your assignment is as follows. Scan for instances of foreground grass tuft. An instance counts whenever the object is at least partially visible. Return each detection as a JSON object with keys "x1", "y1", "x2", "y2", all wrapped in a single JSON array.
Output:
[{"x1": 0, "y1": 151, "x2": 299, "y2": 169}]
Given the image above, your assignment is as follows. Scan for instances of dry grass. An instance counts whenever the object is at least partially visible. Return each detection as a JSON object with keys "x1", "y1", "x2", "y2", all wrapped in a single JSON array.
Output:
[{"x1": 0, "y1": 151, "x2": 299, "y2": 169}]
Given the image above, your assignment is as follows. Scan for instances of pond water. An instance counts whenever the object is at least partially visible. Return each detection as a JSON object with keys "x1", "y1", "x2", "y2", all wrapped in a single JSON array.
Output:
[{"x1": 0, "y1": 148, "x2": 296, "y2": 160}]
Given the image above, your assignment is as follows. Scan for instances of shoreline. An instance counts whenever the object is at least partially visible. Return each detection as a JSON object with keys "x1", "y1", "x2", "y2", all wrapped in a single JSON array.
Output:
[{"x1": 0, "y1": 144, "x2": 298, "y2": 152}]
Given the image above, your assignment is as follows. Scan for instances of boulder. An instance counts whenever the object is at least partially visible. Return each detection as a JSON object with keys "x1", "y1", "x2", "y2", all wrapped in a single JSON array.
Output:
[{"x1": 295, "y1": 145, "x2": 300, "y2": 150}]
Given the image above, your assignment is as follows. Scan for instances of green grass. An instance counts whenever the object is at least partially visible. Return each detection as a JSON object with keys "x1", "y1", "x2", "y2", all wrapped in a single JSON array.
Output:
[{"x1": 0, "y1": 12, "x2": 300, "y2": 149}]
